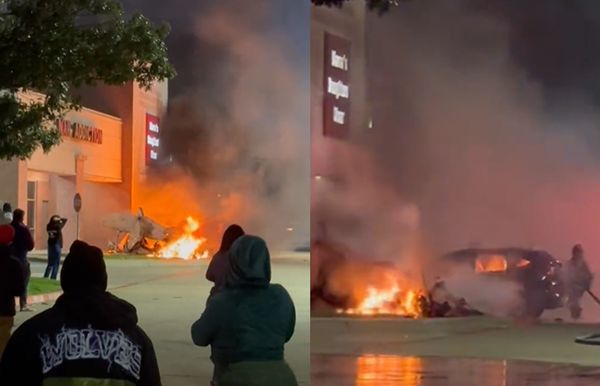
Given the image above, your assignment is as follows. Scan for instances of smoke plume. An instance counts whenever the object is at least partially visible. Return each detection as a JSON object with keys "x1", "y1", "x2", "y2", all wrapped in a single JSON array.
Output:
[
  {"x1": 137, "y1": 0, "x2": 309, "y2": 250},
  {"x1": 314, "y1": 0, "x2": 600, "y2": 318}
]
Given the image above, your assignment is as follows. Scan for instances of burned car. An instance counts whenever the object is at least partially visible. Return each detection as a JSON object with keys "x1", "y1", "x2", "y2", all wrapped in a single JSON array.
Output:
[{"x1": 440, "y1": 248, "x2": 565, "y2": 317}]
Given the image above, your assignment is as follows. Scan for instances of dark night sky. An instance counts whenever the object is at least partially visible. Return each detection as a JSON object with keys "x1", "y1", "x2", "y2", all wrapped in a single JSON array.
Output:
[
  {"x1": 470, "y1": 0, "x2": 600, "y2": 103},
  {"x1": 121, "y1": 0, "x2": 600, "y2": 113},
  {"x1": 121, "y1": 0, "x2": 309, "y2": 99}
]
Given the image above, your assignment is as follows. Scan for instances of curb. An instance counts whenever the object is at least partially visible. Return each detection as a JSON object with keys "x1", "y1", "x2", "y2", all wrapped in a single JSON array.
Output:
[
  {"x1": 16, "y1": 291, "x2": 63, "y2": 306},
  {"x1": 29, "y1": 291, "x2": 62, "y2": 304}
]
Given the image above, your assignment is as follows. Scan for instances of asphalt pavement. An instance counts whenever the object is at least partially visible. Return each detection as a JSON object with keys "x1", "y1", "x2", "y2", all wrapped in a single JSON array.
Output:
[
  {"x1": 17, "y1": 254, "x2": 310, "y2": 386},
  {"x1": 311, "y1": 315, "x2": 600, "y2": 385},
  {"x1": 311, "y1": 354, "x2": 600, "y2": 386}
]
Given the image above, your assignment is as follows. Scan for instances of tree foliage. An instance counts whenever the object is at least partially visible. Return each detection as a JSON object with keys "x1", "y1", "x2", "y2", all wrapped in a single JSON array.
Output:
[
  {"x1": 311, "y1": 0, "x2": 404, "y2": 14},
  {"x1": 0, "y1": 0, "x2": 175, "y2": 160}
]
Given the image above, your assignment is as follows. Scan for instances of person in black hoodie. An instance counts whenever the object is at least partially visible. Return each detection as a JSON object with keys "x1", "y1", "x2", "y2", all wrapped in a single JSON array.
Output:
[
  {"x1": 0, "y1": 240, "x2": 162, "y2": 385},
  {"x1": 206, "y1": 224, "x2": 245, "y2": 300},
  {"x1": 0, "y1": 224, "x2": 25, "y2": 359},
  {"x1": 44, "y1": 215, "x2": 67, "y2": 280}
]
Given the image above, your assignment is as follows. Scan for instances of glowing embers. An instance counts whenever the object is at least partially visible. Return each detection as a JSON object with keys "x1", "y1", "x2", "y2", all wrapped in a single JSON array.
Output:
[{"x1": 153, "y1": 216, "x2": 209, "y2": 260}]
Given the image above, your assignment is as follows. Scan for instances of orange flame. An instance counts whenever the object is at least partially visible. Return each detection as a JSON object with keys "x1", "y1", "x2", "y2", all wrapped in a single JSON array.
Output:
[
  {"x1": 154, "y1": 216, "x2": 209, "y2": 260},
  {"x1": 337, "y1": 284, "x2": 421, "y2": 317},
  {"x1": 475, "y1": 254, "x2": 508, "y2": 273}
]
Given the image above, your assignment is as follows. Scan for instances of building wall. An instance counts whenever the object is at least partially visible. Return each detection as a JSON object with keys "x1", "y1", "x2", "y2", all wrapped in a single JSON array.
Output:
[
  {"x1": 0, "y1": 160, "x2": 23, "y2": 212},
  {"x1": 80, "y1": 181, "x2": 130, "y2": 248},
  {"x1": 131, "y1": 82, "x2": 168, "y2": 211},
  {"x1": 76, "y1": 81, "x2": 168, "y2": 212},
  {"x1": 28, "y1": 108, "x2": 123, "y2": 182},
  {"x1": 311, "y1": 2, "x2": 368, "y2": 240},
  {"x1": 0, "y1": 82, "x2": 167, "y2": 251},
  {"x1": 9, "y1": 97, "x2": 125, "y2": 248}
]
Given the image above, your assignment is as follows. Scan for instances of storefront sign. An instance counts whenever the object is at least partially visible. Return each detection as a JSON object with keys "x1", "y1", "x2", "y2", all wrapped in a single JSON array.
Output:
[
  {"x1": 323, "y1": 32, "x2": 351, "y2": 138},
  {"x1": 145, "y1": 114, "x2": 160, "y2": 165},
  {"x1": 57, "y1": 119, "x2": 103, "y2": 144}
]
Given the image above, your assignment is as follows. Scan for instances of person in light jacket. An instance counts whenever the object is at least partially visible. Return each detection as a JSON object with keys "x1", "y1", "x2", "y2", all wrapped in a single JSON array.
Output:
[{"x1": 192, "y1": 235, "x2": 297, "y2": 386}]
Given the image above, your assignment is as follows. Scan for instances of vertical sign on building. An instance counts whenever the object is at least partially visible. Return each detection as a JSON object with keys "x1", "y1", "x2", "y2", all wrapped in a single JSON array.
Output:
[
  {"x1": 323, "y1": 32, "x2": 351, "y2": 138},
  {"x1": 145, "y1": 114, "x2": 160, "y2": 166}
]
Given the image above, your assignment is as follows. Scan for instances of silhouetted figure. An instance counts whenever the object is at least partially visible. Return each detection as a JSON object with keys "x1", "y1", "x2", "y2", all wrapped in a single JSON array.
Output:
[
  {"x1": 192, "y1": 235, "x2": 298, "y2": 386},
  {"x1": 10, "y1": 209, "x2": 34, "y2": 312},
  {"x1": 0, "y1": 225, "x2": 25, "y2": 359},
  {"x1": 44, "y1": 215, "x2": 67, "y2": 280},
  {"x1": 429, "y1": 278, "x2": 455, "y2": 317},
  {"x1": 565, "y1": 244, "x2": 593, "y2": 320},
  {"x1": 0, "y1": 240, "x2": 162, "y2": 385},
  {"x1": 206, "y1": 224, "x2": 245, "y2": 299}
]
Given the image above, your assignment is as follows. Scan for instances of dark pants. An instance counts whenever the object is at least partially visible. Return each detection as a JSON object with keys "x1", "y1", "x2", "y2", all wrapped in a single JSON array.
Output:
[
  {"x1": 44, "y1": 244, "x2": 61, "y2": 279},
  {"x1": 19, "y1": 260, "x2": 31, "y2": 310}
]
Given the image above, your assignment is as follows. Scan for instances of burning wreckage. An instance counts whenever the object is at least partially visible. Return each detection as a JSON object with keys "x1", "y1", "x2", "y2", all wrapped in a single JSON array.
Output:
[
  {"x1": 312, "y1": 242, "x2": 567, "y2": 319},
  {"x1": 102, "y1": 208, "x2": 209, "y2": 260}
]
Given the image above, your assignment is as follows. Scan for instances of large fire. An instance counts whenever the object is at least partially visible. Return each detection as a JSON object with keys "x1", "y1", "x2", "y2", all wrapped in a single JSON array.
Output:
[
  {"x1": 154, "y1": 216, "x2": 209, "y2": 260},
  {"x1": 336, "y1": 279, "x2": 422, "y2": 317}
]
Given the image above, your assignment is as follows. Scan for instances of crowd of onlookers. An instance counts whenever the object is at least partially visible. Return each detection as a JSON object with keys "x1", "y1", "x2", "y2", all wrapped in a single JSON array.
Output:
[{"x1": 0, "y1": 211, "x2": 298, "y2": 386}]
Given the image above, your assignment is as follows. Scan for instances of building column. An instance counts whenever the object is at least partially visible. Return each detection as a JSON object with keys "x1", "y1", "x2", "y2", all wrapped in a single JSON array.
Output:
[
  {"x1": 74, "y1": 154, "x2": 87, "y2": 241},
  {"x1": 16, "y1": 160, "x2": 28, "y2": 212},
  {"x1": 75, "y1": 154, "x2": 87, "y2": 194}
]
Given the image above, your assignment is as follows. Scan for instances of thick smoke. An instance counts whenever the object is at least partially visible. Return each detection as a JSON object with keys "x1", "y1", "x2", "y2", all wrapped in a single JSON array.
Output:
[
  {"x1": 443, "y1": 266, "x2": 523, "y2": 318},
  {"x1": 316, "y1": 0, "x2": 600, "y2": 318},
  {"x1": 366, "y1": 0, "x2": 600, "y2": 265},
  {"x1": 137, "y1": 1, "x2": 309, "y2": 250}
]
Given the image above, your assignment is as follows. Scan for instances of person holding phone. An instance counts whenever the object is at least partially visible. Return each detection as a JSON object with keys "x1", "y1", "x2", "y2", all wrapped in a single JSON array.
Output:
[{"x1": 44, "y1": 215, "x2": 67, "y2": 280}]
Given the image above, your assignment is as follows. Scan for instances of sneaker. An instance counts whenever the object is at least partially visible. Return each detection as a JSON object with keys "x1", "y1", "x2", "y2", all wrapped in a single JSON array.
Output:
[{"x1": 20, "y1": 306, "x2": 35, "y2": 312}]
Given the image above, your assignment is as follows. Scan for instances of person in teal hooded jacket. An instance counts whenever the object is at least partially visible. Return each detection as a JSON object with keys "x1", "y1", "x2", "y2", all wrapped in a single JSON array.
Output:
[{"x1": 191, "y1": 235, "x2": 298, "y2": 386}]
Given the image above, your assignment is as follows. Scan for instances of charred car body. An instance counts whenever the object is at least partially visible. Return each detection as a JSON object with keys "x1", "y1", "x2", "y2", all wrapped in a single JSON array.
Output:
[{"x1": 440, "y1": 248, "x2": 565, "y2": 317}]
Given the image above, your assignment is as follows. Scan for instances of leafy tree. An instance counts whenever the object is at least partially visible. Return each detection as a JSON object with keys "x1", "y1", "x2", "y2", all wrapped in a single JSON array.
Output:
[
  {"x1": 0, "y1": 0, "x2": 175, "y2": 160},
  {"x1": 312, "y1": 0, "x2": 403, "y2": 14}
]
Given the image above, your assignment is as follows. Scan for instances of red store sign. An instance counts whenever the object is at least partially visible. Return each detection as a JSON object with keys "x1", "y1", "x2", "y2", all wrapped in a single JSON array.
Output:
[
  {"x1": 145, "y1": 114, "x2": 160, "y2": 165},
  {"x1": 57, "y1": 119, "x2": 103, "y2": 144},
  {"x1": 323, "y1": 32, "x2": 351, "y2": 139}
]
